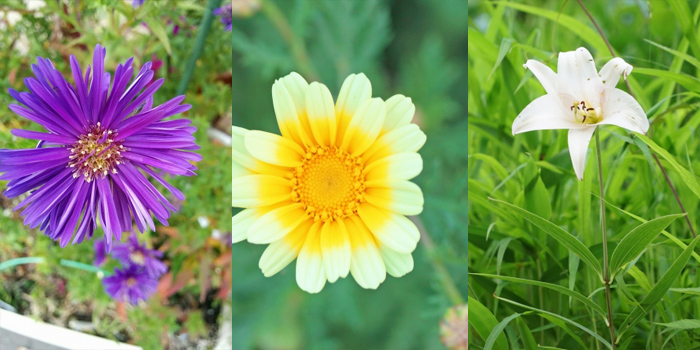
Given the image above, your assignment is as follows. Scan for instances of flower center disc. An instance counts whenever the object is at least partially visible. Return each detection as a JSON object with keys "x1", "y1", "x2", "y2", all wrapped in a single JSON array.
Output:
[
  {"x1": 571, "y1": 100, "x2": 601, "y2": 124},
  {"x1": 126, "y1": 277, "x2": 137, "y2": 287},
  {"x1": 68, "y1": 123, "x2": 124, "y2": 182},
  {"x1": 291, "y1": 146, "x2": 365, "y2": 222},
  {"x1": 130, "y1": 251, "x2": 145, "y2": 265}
]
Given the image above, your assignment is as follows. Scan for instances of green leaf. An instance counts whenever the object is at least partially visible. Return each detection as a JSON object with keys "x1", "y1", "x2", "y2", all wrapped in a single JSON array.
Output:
[
  {"x1": 524, "y1": 174, "x2": 551, "y2": 219},
  {"x1": 489, "y1": 198, "x2": 602, "y2": 276},
  {"x1": 667, "y1": 0, "x2": 700, "y2": 59},
  {"x1": 496, "y1": 2, "x2": 608, "y2": 53},
  {"x1": 489, "y1": 38, "x2": 514, "y2": 80},
  {"x1": 469, "y1": 297, "x2": 509, "y2": 350},
  {"x1": 494, "y1": 295, "x2": 613, "y2": 349},
  {"x1": 472, "y1": 273, "x2": 607, "y2": 318},
  {"x1": 144, "y1": 18, "x2": 173, "y2": 55},
  {"x1": 644, "y1": 39, "x2": 700, "y2": 70},
  {"x1": 633, "y1": 68, "x2": 700, "y2": 93},
  {"x1": 655, "y1": 319, "x2": 700, "y2": 330},
  {"x1": 609, "y1": 214, "x2": 685, "y2": 276},
  {"x1": 635, "y1": 133, "x2": 700, "y2": 200},
  {"x1": 618, "y1": 235, "x2": 700, "y2": 340},
  {"x1": 516, "y1": 316, "x2": 538, "y2": 350},
  {"x1": 484, "y1": 313, "x2": 521, "y2": 350}
]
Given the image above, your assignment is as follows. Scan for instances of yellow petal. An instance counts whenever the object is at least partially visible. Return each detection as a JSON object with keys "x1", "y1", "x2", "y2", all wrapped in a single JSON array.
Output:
[
  {"x1": 346, "y1": 216, "x2": 386, "y2": 289},
  {"x1": 364, "y1": 180, "x2": 424, "y2": 216},
  {"x1": 258, "y1": 219, "x2": 311, "y2": 277},
  {"x1": 340, "y1": 98, "x2": 385, "y2": 157},
  {"x1": 275, "y1": 72, "x2": 315, "y2": 147},
  {"x1": 232, "y1": 160, "x2": 253, "y2": 178},
  {"x1": 247, "y1": 203, "x2": 308, "y2": 244},
  {"x1": 381, "y1": 94, "x2": 415, "y2": 136},
  {"x1": 244, "y1": 130, "x2": 305, "y2": 167},
  {"x1": 320, "y1": 219, "x2": 351, "y2": 283},
  {"x1": 363, "y1": 124, "x2": 427, "y2": 164},
  {"x1": 305, "y1": 82, "x2": 337, "y2": 146},
  {"x1": 379, "y1": 243, "x2": 414, "y2": 278},
  {"x1": 296, "y1": 221, "x2": 326, "y2": 293},
  {"x1": 335, "y1": 73, "x2": 372, "y2": 146},
  {"x1": 232, "y1": 208, "x2": 258, "y2": 243},
  {"x1": 364, "y1": 153, "x2": 423, "y2": 182},
  {"x1": 231, "y1": 174, "x2": 291, "y2": 208},
  {"x1": 232, "y1": 126, "x2": 288, "y2": 177},
  {"x1": 357, "y1": 203, "x2": 419, "y2": 254}
]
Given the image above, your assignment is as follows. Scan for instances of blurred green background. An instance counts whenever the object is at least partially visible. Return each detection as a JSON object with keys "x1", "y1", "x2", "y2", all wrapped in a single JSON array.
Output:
[
  {"x1": 0, "y1": 0, "x2": 232, "y2": 349},
  {"x1": 232, "y1": 0, "x2": 467, "y2": 349},
  {"x1": 469, "y1": 0, "x2": 700, "y2": 349}
]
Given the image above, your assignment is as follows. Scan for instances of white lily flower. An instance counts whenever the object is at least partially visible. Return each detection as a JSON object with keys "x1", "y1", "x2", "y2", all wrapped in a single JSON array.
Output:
[{"x1": 512, "y1": 47, "x2": 648, "y2": 180}]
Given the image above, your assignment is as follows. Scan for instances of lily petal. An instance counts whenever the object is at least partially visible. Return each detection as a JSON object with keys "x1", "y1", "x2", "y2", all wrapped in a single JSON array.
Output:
[
  {"x1": 598, "y1": 89, "x2": 649, "y2": 134},
  {"x1": 524, "y1": 59, "x2": 558, "y2": 95},
  {"x1": 512, "y1": 94, "x2": 586, "y2": 135},
  {"x1": 568, "y1": 127, "x2": 596, "y2": 181},
  {"x1": 598, "y1": 57, "x2": 632, "y2": 90},
  {"x1": 557, "y1": 47, "x2": 603, "y2": 106}
]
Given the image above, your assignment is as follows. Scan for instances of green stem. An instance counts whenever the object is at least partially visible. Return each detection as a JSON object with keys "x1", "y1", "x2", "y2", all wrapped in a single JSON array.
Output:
[
  {"x1": 0, "y1": 257, "x2": 106, "y2": 275},
  {"x1": 176, "y1": 0, "x2": 221, "y2": 95},
  {"x1": 412, "y1": 217, "x2": 465, "y2": 305},
  {"x1": 261, "y1": 0, "x2": 318, "y2": 80},
  {"x1": 596, "y1": 130, "x2": 616, "y2": 349}
]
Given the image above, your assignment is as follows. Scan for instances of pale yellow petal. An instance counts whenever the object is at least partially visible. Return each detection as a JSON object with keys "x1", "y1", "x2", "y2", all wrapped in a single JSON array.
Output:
[
  {"x1": 379, "y1": 244, "x2": 414, "y2": 278},
  {"x1": 363, "y1": 124, "x2": 427, "y2": 164},
  {"x1": 335, "y1": 73, "x2": 372, "y2": 146},
  {"x1": 340, "y1": 98, "x2": 385, "y2": 157},
  {"x1": 320, "y1": 219, "x2": 351, "y2": 283},
  {"x1": 296, "y1": 221, "x2": 326, "y2": 293},
  {"x1": 276, "y1": 72, "x2": 315, "y2": 147},
  {"x1": 357, "y1": 203, "x2": 419, "y2": 254},
  {"x1": 231, "y1": 208, "x2": 258, "y2": 243},
  {"x1": 272, "y1": 77, "x2": 309, "y2": 146},
  {"x1": 231, "y1": 174, "x2": 291, "y2": 208},
  {"x1": 364, "y1": 180, "x2": 424, "y2": 216},
  {"x1": 381, "y1": 94, "x2": 415, "y2": 136},
  {"x1": 305, "y1": 82, "x2": 337, "y2": 146},
  {"x1": 258, "y1": 219, "x2": 311, "y2": 277},
  {"x1": 232, "y1": 126, "x2": 288, "y2": 177},
  {"x1": 244, "y1": 130, "x2": 305, "y2": 167},
  {"x1": 364, "y1": 153, "x2": 423, "y2": 182},
  {"x1": 346, "y1": 216, "x2": 386, "y2": 289},
  {"x1": 247, "y1": 203, "x2": 308, "y2": 244}
]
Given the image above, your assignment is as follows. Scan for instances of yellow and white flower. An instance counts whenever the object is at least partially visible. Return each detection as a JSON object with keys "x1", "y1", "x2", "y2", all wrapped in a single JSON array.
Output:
[
  {"x1": 512, "y1": 47, "x2": 649, "y2": 180},
  {"x1": 232, "y1": 72, "x2": 426, "y2": 293}
]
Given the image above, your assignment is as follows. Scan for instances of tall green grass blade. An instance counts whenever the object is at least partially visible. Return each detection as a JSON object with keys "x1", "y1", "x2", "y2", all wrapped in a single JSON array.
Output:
[
  {"x1": 489, "y1": 198, "x2": 603, "y2": 276},
  {"x1": 609, "y1": 214, "x2": 685, "y2": 276},
  {"x1": 469, "y1": 297, "x2": 510, "y2": 350},
  {"x1": 636, "y1": 133, "x2": 700, "y2": 200},
  {"x1": 618, "y1": 235, "x2": 700, "y2": 341},
  {"x1": 472, "y1": 273, "x2": 607, "y2": 318},
  {"x1": 516, "y1": 316, "x2": 539, "y2": 350},
  {"x1": 484, "y1": 313, "x2": 521, "y2": 350}
]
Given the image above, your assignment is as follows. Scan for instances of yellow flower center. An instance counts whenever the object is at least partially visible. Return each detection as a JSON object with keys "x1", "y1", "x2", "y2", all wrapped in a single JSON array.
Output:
[
  {"x1": 126, "y1": 277, "x2": 137, "y2": 287},
  {"x1": 290, "y1": 146, "x2": 366, "y2": 222},
  {"x1": 571, "y1": 100, "x2": 601, "y2": 124},
  {"x1": 68, "y1": 122, "x2": 124, "y2": 182},
  {"x1": 130, "y1": 251, "x2": 145, "y2": 265}
]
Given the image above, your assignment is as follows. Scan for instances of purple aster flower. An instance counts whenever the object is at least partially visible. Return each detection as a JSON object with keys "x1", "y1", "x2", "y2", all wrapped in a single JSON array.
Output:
[
  {"x1": 111, "y1": 234, "x2": 167, "y2": 278},
  {"x1": 0, "y1": 44, "x2": 201, "y2": 251},
  {"x1": 93, "y1": 238, "x2": 107, "y2": 266},
  {"x1": 132, "y1": 0, "x2": 145, "y2": 8},
  {"x1": 102, "y1": 265, "x2": 157, "y2": 305},
  {"x1": 213, "y1": 4, "x2": 232, "y2": 31}
]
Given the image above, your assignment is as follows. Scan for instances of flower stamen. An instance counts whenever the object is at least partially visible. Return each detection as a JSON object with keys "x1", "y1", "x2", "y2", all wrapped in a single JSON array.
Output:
[
  {"x1": 571, "y1": 100, "x2": 601, "y2": 124},
  {"x1": 68, "y1": 124, "x2": 124, "y2": 182},
  {"x1": 289, "y1": 146, "x2": 366, "y2": 222}
]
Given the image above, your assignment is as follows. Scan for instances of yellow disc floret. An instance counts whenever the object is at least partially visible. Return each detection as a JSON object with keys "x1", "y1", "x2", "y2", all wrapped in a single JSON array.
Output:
[
  {"x1": 68, "y1": 122, "x2": 124, "y2": 182},
  {"x1": 290, "y1": 145, "x2": 366, "y2": 222}
]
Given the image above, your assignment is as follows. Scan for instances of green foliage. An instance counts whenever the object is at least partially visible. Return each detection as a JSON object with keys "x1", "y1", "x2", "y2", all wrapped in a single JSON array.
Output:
[
  {"x1": 233, "y1": 0, "x2": 467, "y2": 349},
  {"x1": 469, "y1": 0, "x2": 700, "y2": 349},
  {"x1": 0, "y1": 0, "x2": 232, "y2": 349}
]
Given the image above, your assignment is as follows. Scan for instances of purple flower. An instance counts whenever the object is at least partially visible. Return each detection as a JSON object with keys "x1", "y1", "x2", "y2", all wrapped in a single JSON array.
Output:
[
  {"x1": 213, "y1": 4, "x2": 232, "y2": 31},
  {"x1": 102, "y1": 265, "x2": 157, "y2": 305},
  {"x1": 93, "y1": 238, "x2": 107, "y2": 266},
  {"x1": 0, "y1": 44, "x2": 201, "y2": 251},
  {"x1": 111, "y1": 234, "x2": 167, "y2": 278},
  {"x1": 132, "y1": 0, "x2": 145, "y2": 8}
]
